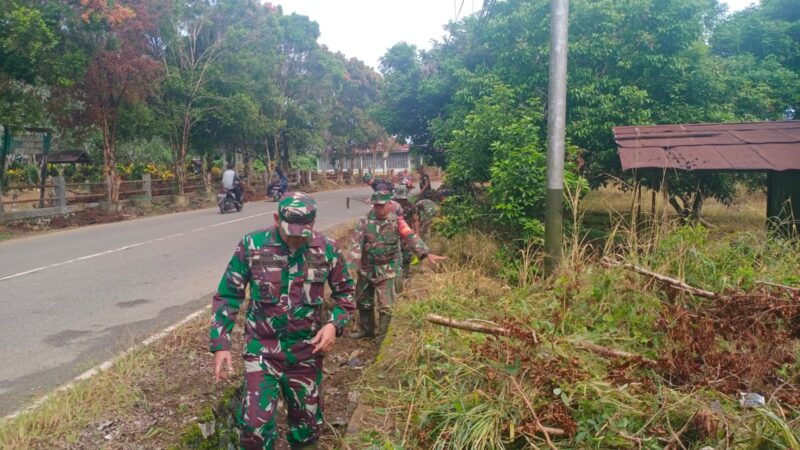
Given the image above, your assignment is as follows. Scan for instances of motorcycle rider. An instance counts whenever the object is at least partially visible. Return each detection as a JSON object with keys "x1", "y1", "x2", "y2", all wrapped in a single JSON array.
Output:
[
  {"x1": 268, "y1": 167, "x2": 289, "y2": 199},
  {"x1": 222, "y1": 162, "x2": 243, "y2": 205},
  {"x1": 399, "y1": 169, "x2": 413, "y2": 189}
]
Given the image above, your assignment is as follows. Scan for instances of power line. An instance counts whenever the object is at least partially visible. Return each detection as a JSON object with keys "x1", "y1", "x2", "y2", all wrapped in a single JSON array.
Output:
[{"x1": 455, "y1": 0, "x2": 467, "y2": 20}]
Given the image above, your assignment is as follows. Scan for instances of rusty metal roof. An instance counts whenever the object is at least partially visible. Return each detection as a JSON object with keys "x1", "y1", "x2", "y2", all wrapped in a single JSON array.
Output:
[
  {"x1": 46, "y1": 150, "x2": 92, "y2": 164},
  {"x1": 614, "y1": 121, "x2": 800, "y2": 171}
]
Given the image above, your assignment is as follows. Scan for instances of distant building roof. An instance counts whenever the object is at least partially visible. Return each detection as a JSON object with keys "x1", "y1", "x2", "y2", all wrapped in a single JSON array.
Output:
[
  {"x1": 46, "y1": 150, "x2": 92, "y2": 164},
  {"x1": 614, "y1": 121, "x2": 800, "y2": 172}
]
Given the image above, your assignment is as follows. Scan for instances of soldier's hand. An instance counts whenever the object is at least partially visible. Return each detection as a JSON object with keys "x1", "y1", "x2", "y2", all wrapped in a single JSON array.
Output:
[
  {"x1": 214, "y1": 350, "x2": 233, "y2": 382},
  {"x1": 426, "y1": 254, "x2": 448, "y2": 265},
  {"x1": 311, "y1": 323, "x2": 337, "y2": 354}
]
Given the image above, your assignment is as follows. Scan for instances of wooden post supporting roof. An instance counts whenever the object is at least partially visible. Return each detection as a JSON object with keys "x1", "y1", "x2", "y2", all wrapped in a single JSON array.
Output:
[{"x1": 767, "y1": 171, "x2": 800, "y2": 237}]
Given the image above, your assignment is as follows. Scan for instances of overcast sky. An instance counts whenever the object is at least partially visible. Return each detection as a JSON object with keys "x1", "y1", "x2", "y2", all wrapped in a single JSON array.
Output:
[{"x1": 273, "y1": 0, "x2": 758, "y2": 71}]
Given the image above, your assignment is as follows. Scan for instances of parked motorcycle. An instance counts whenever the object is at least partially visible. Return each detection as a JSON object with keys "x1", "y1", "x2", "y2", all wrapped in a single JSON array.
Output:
[{"x1": 218, "y1": 188, "x2": 243, "y2": 213}]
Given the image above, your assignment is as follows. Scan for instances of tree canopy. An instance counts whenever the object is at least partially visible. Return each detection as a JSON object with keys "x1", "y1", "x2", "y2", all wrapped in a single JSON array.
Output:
[
  {"x1": 375, "y1": 0, "x2": 799, "y2": 231},
  {"x1": 1, "y1": 0, "x2": 385, "y2": 199}
]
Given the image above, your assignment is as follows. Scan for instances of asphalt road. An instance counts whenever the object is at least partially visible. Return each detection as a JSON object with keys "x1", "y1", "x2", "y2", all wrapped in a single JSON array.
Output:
[{"x1": 0, "y1": 186, "x2": 373, "y2": 416}]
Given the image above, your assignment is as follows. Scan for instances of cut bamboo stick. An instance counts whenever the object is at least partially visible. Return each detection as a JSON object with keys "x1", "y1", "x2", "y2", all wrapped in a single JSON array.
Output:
[
  {"x1": 426, "y1": 314, "x2": 655, "y2": 365},
  {"x1": 756, "y1": 280, "x2": 800, "y2": 294},
  {"x1": 602, "y1": 257, "x2": 719, "y2": 299}
]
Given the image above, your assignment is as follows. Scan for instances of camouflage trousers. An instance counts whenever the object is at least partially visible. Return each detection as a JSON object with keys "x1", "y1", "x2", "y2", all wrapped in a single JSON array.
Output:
[
  {"x1": 355, "y1": 273, "x2": 395, "y2": 315},
  {"x1": 239, "y1": 356, "x2": 323, "y2": 450},
  {"x1": 419, "y1": 220, "x2": 433, "y2": 241},
  {"x1": 394, "y1": 251, "x2": 412, "y2": 294}
]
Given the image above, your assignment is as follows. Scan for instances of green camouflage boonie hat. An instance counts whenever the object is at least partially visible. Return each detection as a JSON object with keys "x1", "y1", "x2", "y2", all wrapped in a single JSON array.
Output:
[
  {"x1": 278, "y1": 192, "x2": 316, "y2": 237},
  {"x1": 370, "y1": 190, "x2": 393, "y2": 205},
  {"x1": 393, "y1": 185, "x2": 409, "y2": 200},
  {"x1": 362, "y1": 172, "x2": 373, "y2": 183}
]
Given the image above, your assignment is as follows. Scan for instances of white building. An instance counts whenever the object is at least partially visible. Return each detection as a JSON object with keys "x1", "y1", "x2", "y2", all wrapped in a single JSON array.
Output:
[{"x1": 317, "y1": 144, "x2": 422, "y2": 174}]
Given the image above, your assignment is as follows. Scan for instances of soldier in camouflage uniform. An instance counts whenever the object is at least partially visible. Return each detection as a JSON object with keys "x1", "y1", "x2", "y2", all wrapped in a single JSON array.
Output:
[
  {"x1": 210, "y1": 192, "x2": 355, "y2": 450},
  {"x1": 349, "y1": 190, "x2": 445, "y2": 341},
  {"x1": 414, "y1": 197, "x2": 439, "y2": 240},
  {"x1": 391, "y1": 186, "x2": 415, "y2": 293},
  {"x1": 417, "y1": 166, "x2": 432, "y2": 199},
  {"x1": 362, "y1": 172, "x2": 394, "y2": 192}
]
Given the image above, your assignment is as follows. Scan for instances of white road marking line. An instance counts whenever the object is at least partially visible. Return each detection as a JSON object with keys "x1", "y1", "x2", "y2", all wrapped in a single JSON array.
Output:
[
  {"x1": 0, "y1": 267, "x2": 45, "y2": 281},
  {"x1": 0, "y1": 216, "x2": 356, "y2": 421},
  {"x1": 207, "y1": 212, "x2": 271, "y2": 228},
  {"x1": 0, "y1": 214, "x2": 268, "y2": 282},
  {"x1": 2, "y1": 306, "x2": 212, "y2": 421}
]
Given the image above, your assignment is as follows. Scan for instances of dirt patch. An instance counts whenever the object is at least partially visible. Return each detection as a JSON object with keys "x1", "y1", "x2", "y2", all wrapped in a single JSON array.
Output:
[
  {"x1": 656, "y1": 291, "x2": 800, "y2": 405},
  {"x1": 53, "y1": 313, "x2": 379, "y2": 450},
  {"x1": 116, "y1": 299, "x2": 154, "y2": 309},
  {"x1": 43, "y1": 329, "x2": 92, "y2": 347}
]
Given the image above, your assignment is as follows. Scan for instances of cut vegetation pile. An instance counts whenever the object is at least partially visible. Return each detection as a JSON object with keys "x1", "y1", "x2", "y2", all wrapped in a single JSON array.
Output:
[{"x1": 348, "y1": 227, "x2": 800, "y2": 449}]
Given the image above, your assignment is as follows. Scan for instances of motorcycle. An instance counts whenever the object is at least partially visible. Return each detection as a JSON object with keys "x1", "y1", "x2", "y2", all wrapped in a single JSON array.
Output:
[
  {"x1": 267, "y1": 179, "x2": 288, "y2": 202},
  {"x1": 218, "y1": 188, "x2": 243, "y2": 213}
]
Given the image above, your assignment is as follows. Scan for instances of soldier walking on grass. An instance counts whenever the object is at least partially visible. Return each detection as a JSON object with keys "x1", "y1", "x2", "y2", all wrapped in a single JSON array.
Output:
[
  {"x1": 414, "y1": 197, "x2": 439, "y2": 240},
  {"x1": 417, "y1": 166, "x2": 432, "y2": 199},
  {"x1": 210, "y1": 192, "x2": 355, "y2": 450},
  {"x1": 349, "y1": 190, "x2": 446, "y2": 341},
  {"x1": 390, "y1": 185, "x2": 415, "y2": 293}
]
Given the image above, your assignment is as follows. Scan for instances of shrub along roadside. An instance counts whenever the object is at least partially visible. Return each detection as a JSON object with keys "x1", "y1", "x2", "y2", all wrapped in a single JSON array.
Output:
[{"x1": 347, "y1": 229, "x2": 800, "y2": 449}]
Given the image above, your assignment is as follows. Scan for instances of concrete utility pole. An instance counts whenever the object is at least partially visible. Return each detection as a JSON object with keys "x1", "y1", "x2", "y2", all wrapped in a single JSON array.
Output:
[{"x1": 544, "y1": 0, "x2": 569, "y2": 275}]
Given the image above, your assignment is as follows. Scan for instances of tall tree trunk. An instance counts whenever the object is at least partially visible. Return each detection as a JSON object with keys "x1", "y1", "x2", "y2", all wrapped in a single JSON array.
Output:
[
  {"x1": 175, "y1": 113, "x2": 191, "y2": 196},
  {"x1": 201, "y1": 154, "x2": 210, "y2": 193},
  {"x1": 244, "y1": 151, "x2": 253, "y2": 182},
  {"x1": 102, "y1": 117, "x2": 119, "y2": 202},
  {"x1": 175, "y1": 144, "x2": 187, "y2": 196},
  {"x1": 336, "y1": 153, "x2": 344, "y2": 184},
  {"x1": 265, "y1": 137, "x2": 273, "y2": 186},
  {"x1": 668, "y1": 195, "x2": 686, "y2": 217},
  {"x1": 690, "y1": 189, "x2": 704, "y2": 221}
]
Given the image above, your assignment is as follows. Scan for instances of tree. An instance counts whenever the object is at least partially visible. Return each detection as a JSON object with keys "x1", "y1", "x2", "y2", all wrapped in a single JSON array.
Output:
[
  {"x1": 159, "y1": 0, "x2": 234, "y2": 197},
  {"x1": 0, "y1": 1, "x2": 93, "y2": 183},
  {"x1": 379, "y1": 0, "x2": 798, "y2": 221},
  {"x1": 376, "y1": 42, "x2": 454, "y2": 165},
  {"x1": 73, "y1": 0, "x2": 164, "y2": 203},
  {"x1": 711, "y1": 0, "x2": 800, "y2": 74}
]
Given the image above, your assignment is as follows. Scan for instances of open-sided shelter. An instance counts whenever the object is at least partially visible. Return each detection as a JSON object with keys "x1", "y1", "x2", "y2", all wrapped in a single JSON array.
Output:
[{"x1": 614, "y1": 121, "x2": 800, "y2": 229}]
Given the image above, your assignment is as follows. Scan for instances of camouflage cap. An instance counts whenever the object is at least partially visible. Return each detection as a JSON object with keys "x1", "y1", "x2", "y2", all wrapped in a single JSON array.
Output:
[
  {"x1": 393, "y1": 185, "x2": 409, "y2": 200},
  {"x1": 362, "y1": 172, "x2": 373, "y2": 182},
  {"x1": 370, "y1": 190, "x2": 393, "y2": 205},
  {"x1": 277, "y1": 192, "x2": 316, "y2": 237}
]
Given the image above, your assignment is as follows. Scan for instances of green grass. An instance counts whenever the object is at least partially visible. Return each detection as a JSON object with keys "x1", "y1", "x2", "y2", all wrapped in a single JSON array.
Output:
[
  {"x1": 0, "y1": 314, "x2": 210, "y2": 450},
  {"x1": 0, "y1": 346, "x2": 151, "y2": 448},
  {"x1": 348, "y1": 225, "x2": 800, "y2": 449}
]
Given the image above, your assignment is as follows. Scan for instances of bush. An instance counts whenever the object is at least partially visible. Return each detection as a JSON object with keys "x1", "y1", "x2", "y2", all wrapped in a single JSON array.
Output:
[
  {"x1": 210, "y1": 166, "x2": 222, "y2": 180},
  {"x1": 5, "y1": 162, "x2": 40, "y2": 185},
  {"x1": 436, "y1": 194, "x2": 486, "y2": 238}
]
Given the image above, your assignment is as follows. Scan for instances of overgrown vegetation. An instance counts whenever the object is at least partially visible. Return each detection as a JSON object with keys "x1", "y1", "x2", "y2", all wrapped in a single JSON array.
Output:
[
  {"x1": 350, "y1": 223, "x2": 800, "y2": 449},
  {"x1": 376, "y1": 0, "x2": 800, "y2": 220}
]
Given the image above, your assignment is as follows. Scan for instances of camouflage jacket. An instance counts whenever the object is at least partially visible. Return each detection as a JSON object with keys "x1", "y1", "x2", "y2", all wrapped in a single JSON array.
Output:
[
  {"x1": 419, "y1": 173, "x2": 431, "y2": 192},
  {"x1": 350, "y1": 211, "x2": 428, "y2": 281},
  {"x1": 210, "y1": 226, "x2": 355, "y2": 363},
  {"x1": 370, "y1": 177, "x2": 394, "y2": 192},
  {"x1": 415, "y1": 199, "x2": 439, "y2": 223}
]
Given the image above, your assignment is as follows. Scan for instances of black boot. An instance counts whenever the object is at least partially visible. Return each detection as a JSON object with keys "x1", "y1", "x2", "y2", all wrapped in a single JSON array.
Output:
[
  {"x1": 349, "y1": 309, "x2": 374, "y2": 339},
  {"x1": 376, "y1": 313, "x2": 392, "y2": 343},
  {"x1": 395, "y1": 274, "x2": 404, "y2": 294}
]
